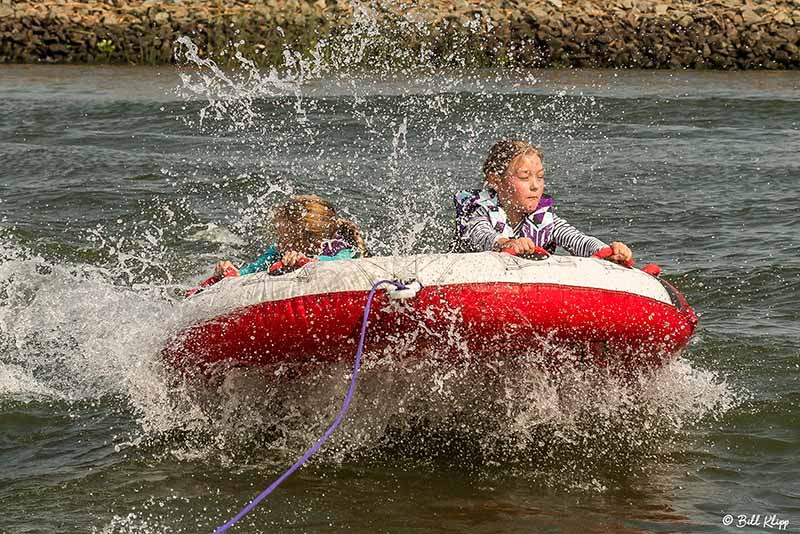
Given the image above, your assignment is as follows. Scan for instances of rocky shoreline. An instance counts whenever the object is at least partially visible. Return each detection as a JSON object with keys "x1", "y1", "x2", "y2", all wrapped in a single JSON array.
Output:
[{"x1": 1, "y1": 0, "x2": 799, "y2": 69}]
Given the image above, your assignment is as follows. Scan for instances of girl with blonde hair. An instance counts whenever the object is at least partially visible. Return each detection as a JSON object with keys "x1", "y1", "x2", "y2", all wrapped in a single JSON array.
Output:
[
  {"x1": 453, "y1": 139, "x2": 633, "y2": 264},
  {"x1": 214, "y1": 195, "x2": 367, "y2": 277}
]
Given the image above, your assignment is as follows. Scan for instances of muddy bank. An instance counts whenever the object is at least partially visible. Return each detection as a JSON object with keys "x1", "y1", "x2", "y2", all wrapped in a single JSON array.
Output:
[{"x1": 1, "y1": 0, "x2": 798, "y2": 69}]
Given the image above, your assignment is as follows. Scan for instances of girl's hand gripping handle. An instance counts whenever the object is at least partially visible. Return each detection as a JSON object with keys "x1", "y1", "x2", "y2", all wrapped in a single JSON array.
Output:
[{"x1": 185, "y1": 266, "x2": 239, "y2": 298}]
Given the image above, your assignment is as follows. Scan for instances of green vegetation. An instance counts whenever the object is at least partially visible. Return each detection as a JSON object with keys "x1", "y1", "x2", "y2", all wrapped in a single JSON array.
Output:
[{"x1": 97, "y1": 38, "x2": 116, "y2": 55}]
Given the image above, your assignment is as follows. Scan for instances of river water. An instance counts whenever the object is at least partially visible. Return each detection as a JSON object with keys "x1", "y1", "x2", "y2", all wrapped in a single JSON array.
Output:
[{"x1": 1, "y1": 55, "x2": 798, "y2": 534}]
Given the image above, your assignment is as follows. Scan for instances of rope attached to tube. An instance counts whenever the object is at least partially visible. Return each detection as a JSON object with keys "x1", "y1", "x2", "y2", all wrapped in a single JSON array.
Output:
[{"x1": 212, "y1": 279, "x2": 408, "y2": 534}]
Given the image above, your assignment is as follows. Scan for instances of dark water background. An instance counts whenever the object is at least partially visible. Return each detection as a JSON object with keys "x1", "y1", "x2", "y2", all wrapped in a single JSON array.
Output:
[{"x1": 1, "y1": 57, "x2": 798, "y2": 534}]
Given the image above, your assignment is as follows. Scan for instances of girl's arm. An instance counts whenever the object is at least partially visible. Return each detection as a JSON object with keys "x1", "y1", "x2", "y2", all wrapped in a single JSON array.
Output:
[
  {"x1": 551, "y1": 215, "x2": 607, "y2": 257},
  {"x1": 237, "y1": 244, "x2": 281, "y2": 275},
  {"x1": 457, "y1": 210, "x2": 505, "y2": 252}
]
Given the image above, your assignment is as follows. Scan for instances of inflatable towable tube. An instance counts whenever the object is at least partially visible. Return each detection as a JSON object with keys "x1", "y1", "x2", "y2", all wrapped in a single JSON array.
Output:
[{"x1": 164, "y1": 252, "x2": 697, "y2": 375}]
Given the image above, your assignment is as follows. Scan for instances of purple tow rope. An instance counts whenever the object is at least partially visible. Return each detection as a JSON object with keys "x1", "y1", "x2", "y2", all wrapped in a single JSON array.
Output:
[{"x1": 213, "y1": 279, "x2": 405, "y2": 533}]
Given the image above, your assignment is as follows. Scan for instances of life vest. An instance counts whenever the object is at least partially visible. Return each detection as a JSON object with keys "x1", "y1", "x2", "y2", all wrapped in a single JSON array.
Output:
[{"x1": 454, "y1": 189, "x2": 557, "y2": 253}]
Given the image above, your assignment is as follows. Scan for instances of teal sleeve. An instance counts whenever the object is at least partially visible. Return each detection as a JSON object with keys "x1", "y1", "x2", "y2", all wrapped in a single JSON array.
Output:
[
  {"x1": 316, "y1": 249, "x2": 355, "y2": 261},
  {"x1": 238, "y1": 244, "x2": 281, "y2": 275}
]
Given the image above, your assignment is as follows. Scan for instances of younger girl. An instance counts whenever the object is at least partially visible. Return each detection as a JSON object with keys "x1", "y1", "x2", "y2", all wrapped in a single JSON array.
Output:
[
  {"x1": 453, "y1": 139, "x2": 633, "y2": 263},
  {"x1": 215, "y1": 195, "x2": 367, "y2": 277}
]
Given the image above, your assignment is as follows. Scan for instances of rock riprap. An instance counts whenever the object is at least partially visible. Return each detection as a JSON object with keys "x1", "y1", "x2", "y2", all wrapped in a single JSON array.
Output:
[{"x1": 1, "y1": 0, "x2": 798, "y2": 69}]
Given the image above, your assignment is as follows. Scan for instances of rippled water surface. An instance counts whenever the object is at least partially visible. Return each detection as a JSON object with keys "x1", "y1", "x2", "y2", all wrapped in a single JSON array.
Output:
[{"x1": 1, "y1": 61, "x2": 798, "y2": 533}]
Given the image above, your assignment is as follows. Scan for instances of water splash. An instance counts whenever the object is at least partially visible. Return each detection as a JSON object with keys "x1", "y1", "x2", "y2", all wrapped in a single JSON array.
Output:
[
  {"x1": 0, "y1": 237, "x2": 181, "y2": 403},
  {"x1": 169, "y1": 19, "x2": 604, "y2": 256},
  {"x1": 123, "y1": 340, "x2": 737, "y2": 486}
]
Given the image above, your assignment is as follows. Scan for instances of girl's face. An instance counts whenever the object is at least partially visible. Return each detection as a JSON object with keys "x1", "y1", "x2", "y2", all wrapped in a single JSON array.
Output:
[{"x1": 489, "y1": 152, "x2": 545, "y2": 216}]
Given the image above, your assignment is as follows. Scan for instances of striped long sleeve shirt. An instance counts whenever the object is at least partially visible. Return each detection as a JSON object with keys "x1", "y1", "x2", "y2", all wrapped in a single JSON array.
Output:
[{"x1": 453, "y1": 189, "x2": 607, "y2": 257}]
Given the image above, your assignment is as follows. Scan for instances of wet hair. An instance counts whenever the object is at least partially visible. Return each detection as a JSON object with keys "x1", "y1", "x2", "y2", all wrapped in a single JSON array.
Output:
[
  {"x1": 273, "y1": 195, "x2": 367, "y2": 257},
  {"x1": 483, "y1": 139, "x2": 543, "y2": 179}
]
